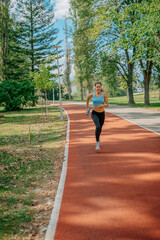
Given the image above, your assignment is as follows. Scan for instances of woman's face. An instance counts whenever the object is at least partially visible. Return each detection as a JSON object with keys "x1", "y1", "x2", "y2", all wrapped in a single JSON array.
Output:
[{"x1": 95, "y1": 84, "x2": 102, "y2": 93}]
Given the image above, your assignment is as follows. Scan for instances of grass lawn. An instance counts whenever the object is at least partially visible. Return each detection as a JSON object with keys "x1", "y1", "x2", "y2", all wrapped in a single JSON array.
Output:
[
  {"x1": 0, "y1": 104, "x2": 67, "y2": 240},
  {"x1": 108, "y1": 90, "x2": 160, "y2": 111}
]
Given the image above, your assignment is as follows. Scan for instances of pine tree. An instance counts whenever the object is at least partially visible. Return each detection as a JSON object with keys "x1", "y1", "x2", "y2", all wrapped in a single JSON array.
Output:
[
  {"x1": 0, "y1": 0, "x2": 10, "y2": 80},
  {"x1": 16, "y1": 0, "x2": 59, "y2": 72},
  {"x1": 0, "y1": 1, "x2": 31, "y2": 81},
  {"x1": 13, "y1": 0, "x2": 59, "y2": 104}
]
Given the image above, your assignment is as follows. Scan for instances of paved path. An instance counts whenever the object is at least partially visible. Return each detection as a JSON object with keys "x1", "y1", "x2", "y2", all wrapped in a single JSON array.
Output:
[
  {"x1": 55, "y1": 101, "x2": 160, "y2": 135},
  {"x1": 54, "y1": 103, "x2": 160, "y2": 240},
  {"x1": 107, "y1": 105, "x2": 160, "y2": 135}
]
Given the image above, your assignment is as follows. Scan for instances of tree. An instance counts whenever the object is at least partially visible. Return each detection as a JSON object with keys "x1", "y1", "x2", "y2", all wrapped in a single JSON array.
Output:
[
  {"x1": 15, "y1": 0, "x2": 59, "y2": 104},
  {"x1": 0, "y1": 1, "x2": 31, "y2": 82},
  {"x1": 33, "y1": 59, "x2": 56, "y2": 116},
  {"x1": 116, "y1": 0, "x2": 160, "y2": 105},
  {"x1": 69, "y1": 5, "x2": 84, "y2": 100},
  {"x1": 63, "y1": 16, "x2": 71, "y2": 100},
  {"x1": 87, "y1": 0, "x2": 139, "y2": 104},
  {"x1": 0, "y1": 0, "x2": 10, "y2": 80},
  {"x1": 99, "y1": 52, "x2": 119, "y2": 97},
  {"x1": 70, "y1": 0, "x2": 97, "y2": 97}
]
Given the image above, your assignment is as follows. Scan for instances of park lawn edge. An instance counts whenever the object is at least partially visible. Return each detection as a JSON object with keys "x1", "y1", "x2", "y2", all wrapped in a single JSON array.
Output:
[{"x1": 0, "y1": 105, "x2": 67, "y2": 240}]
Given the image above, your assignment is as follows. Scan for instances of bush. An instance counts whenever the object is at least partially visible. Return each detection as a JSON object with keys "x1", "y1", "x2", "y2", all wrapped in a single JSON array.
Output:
[{"x1": 0, "y1": 80, "x2": 38, "y2": 111}]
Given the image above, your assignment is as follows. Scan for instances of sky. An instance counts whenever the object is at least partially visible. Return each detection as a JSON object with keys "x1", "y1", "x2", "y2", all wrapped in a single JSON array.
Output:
[
  {"x1": 52, "y1": 0, "x2": 74, "y2": 80},
  {"x1": 53, "y1": 0, "x2": 72, "y2": 48}
]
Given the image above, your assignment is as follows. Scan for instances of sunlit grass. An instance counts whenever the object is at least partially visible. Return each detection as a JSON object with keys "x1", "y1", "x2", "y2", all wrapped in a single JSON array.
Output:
[{"x1": 108, "y1": 90, "x2": 160, "y2": 110}]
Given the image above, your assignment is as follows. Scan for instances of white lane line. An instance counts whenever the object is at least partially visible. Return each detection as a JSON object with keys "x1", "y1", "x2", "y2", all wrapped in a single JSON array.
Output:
[
  {"x1": 106, "y1": 111, "x2": 160, "y2": 136},
  {"x1": 44, "y1": 108, "x2": 70, "y2": 240}
]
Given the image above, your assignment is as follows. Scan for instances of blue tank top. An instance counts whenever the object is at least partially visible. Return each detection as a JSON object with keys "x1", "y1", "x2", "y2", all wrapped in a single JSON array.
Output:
[{"x1": 92, "y1": 92, "x2": 104, "y2": 106}]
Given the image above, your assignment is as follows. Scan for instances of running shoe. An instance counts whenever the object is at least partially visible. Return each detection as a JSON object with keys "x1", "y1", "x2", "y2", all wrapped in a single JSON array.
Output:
[{"x1": 95, "y1": 142, "x2": 100, "y2": 150}]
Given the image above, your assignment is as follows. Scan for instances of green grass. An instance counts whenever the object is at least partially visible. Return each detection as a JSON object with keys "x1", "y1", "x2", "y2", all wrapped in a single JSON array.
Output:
[
  {"x1": 108, "y1": 90, "x2": 160, "y2": 110},
  {"x1": 0, "y1": 105, "x2": 67, "y2": 239}
]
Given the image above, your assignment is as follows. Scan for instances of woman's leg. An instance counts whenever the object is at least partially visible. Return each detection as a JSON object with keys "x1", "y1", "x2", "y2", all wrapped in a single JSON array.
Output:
[
  {"x1": 91, "y1": 111, "x2": 101, "y2": 142},
  {"x1": 99, "y1": 111, "x2": 105, "y2": 136}
]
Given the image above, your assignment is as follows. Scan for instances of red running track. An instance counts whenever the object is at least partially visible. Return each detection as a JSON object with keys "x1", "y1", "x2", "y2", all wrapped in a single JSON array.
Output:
[{"x1": 54, "y1": 103, "x2": 160, "y2": 240}]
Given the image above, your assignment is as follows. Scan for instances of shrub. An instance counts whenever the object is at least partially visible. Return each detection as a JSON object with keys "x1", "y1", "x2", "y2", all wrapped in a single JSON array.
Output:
[{"x1": 0, "y1": 80, "x2": 38, "y2": 111}]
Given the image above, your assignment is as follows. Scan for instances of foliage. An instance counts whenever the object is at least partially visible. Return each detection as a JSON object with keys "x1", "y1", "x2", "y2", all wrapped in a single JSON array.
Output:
[
  {"x1": 32, "y1": 63, "x2": 55, "y2": 90},
  {"x1": 0, "y1": 80, "x2": 38, "y2": 111},
  {"x1": 117, "y1": 0, "x2": 160, "y2": 64},
  {"x1": 45, "y1": 83, "x2": 64, "y2": 101},
  {"x1": 6, "y1": 24, "x2": 31, "y2": 81},
  {"x1": 85, "y1": 0, "x2": 139, "y2": 104},
  {"x1": 99, "y1": 52, "x2": 119, "y2": 94},
  {"x1": 15, "y1": 0, "x2": 59, "y2": 72},
  {"x1": 84, "y1": 0, "x2": 160, "y2": 105},
  {"x1": 70, "y1": 0, "x2": 97, "y2": 97},
  {"x1": 63, "y1": 93, "x2": 73, "y2": 100}
]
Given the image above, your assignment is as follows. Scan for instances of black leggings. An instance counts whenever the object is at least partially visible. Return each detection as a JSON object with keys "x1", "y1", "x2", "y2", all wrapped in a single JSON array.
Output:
[{"x1": 91, "y1": 110, "x2": 105, "y2": 142}]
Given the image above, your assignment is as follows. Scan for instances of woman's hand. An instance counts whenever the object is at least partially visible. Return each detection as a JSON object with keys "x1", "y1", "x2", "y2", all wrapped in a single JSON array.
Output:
[
  {"x1": 99, "y1": 104, "x2": 104, "y2": 109},
  {"x1": 86, "y1": 108, "x2": 91, "y2": 115},
  {"x1": 99, "y1": 103, "x2": 109, "y2": 108}
]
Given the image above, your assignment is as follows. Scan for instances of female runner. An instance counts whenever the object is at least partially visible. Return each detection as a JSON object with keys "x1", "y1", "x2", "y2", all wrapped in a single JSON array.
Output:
[{"x1": 86, "y1": 82, "x2": 109, "y2": 150}]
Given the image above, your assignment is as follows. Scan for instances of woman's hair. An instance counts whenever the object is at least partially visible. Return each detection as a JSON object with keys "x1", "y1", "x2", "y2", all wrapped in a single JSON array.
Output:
[{"x1": 94, "y1": 82, "x2": 104, "y2": 92}]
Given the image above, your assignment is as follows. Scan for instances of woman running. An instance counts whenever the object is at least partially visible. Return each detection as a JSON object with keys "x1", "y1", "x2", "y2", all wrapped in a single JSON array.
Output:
[{"x1": 86, "y1": 82, "x2": 109, "y2": 150}]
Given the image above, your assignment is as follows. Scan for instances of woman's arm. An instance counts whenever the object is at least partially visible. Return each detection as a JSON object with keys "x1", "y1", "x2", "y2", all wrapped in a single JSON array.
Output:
[
  {"x1": 100, "y1": 92, "x2": 109, "y2": 108},
  {"x1": 86, "y1": 93, "x2": 93, "y2": 110}
]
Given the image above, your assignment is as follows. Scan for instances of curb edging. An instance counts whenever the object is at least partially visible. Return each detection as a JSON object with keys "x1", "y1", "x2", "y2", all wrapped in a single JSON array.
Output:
[{"x1": 44, "y1": 108, "x2": 70, "y2": 240}]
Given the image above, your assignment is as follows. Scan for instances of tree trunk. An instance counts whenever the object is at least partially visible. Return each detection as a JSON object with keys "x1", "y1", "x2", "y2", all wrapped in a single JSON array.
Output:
[
  {"x1": 80, "y1": 80, "x2": 84, "y2": 101},
  {"x1": 30, "y1": 1, "x2": 35, "y2": 106},
  {"x1": 127, "y1": 76, "x2": 135, "y2": 105},
  {"x1": 45, "y1": 88, "x2": 47, "y2": 117},
  {"x1": 140, "y1": 59, "x2": 153, "y2": 106},
  {"x1": 144, "y1": 72, "x2": 150, "y2": 105},
  {"x1": 125, "y1": 49, "x2": 135, "y2": 105},
  {"x1": 87, "y1": 78, "x2": 91, "y2": 94},
  {"x1": 65, "y1": 17, "x2": 71, "y2": 100},
  {"x1": 1, "y1": 0, "x2": 9, "y2": 80},
  {"x1": 127, "y1": 82, "x2": 135, "y2": 105}
]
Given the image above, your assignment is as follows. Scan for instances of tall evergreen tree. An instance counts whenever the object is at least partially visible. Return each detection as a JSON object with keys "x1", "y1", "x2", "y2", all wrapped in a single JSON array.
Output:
[
  {"x1": 16, "y1": 0, "x2": 59, "y2": 71},
  {"x1": 14, "y1": 0, "x2": 59, "y2": 104},
  {"x1": 0, "y1": 1, "x2": 30, "y2": 81},
  {"x1": 0, "y1": 0, "x2": 10, "y2": 80}
]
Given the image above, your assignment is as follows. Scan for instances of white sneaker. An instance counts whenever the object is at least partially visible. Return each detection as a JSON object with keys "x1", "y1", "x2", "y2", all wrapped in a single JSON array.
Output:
[
  {"x1": 99, "y1": 140, "x2": 101, "y2": 145},
  {"x1": 95, "y1": 142, "x2": 100, "y2": 150}
]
